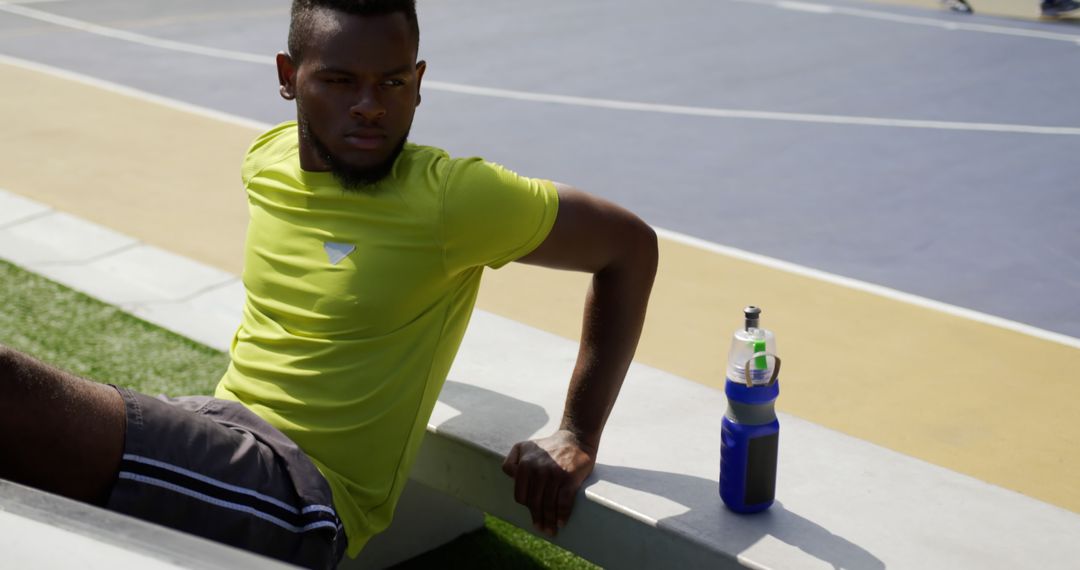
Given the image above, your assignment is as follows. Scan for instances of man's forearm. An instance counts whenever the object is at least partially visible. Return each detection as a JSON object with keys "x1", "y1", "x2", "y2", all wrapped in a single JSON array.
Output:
[
  {"x1": 559, "y1": 221, "x2": 658, "y2": 452},
  {"x1": 503, "y1": 186, "x2": 659, "y2": 535}
]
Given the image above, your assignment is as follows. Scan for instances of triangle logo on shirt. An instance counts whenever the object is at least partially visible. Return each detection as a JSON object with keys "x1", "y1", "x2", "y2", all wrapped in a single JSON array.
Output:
[{"x1": 324, "y1": 242, "x2": 355, "y2": 265}]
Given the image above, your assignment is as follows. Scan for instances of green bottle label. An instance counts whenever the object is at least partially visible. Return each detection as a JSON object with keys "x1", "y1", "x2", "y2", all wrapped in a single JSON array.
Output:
[{"x1": 753, "y1": 339, "x2": 768, "y2": 370}]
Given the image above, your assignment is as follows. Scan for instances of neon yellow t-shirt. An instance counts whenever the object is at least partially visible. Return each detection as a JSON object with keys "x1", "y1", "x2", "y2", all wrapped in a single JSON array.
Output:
[{"x1": 215, "y1": 122, "x2": 558, "y2": 557}]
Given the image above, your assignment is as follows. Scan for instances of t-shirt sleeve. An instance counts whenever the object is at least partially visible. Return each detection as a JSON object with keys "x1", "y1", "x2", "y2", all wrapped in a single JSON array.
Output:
[
  {"x1": 242, "y1": 122, "x2": 300, "y2": 188},
  {"x1": 441, "y1": 158, "x2": 559, "y2": 274}
]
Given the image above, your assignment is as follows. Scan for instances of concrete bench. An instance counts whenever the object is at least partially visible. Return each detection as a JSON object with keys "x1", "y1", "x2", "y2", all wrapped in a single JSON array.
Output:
[{"x1": 4, "y1": 188, "x2": 1080, "y2": 569}]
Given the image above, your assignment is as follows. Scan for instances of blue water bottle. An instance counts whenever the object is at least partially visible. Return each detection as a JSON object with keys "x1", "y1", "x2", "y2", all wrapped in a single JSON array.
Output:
[{"x1": 720, "y1": 306, "x2": 781, "y2": 514}]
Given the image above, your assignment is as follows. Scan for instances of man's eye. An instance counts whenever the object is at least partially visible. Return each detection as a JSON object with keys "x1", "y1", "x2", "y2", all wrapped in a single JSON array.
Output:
[
  {"x1": 325, "y1": 77, "x2": 351, "y2": 85},
  {"x1": 381, "y1": 79, "x2": 406, "y2": 87}
]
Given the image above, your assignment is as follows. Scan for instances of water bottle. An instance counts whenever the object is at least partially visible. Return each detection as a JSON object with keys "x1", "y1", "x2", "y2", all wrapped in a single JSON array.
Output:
[{"x1": 720, "y1": 306, "x2": 781, "y2": 513}]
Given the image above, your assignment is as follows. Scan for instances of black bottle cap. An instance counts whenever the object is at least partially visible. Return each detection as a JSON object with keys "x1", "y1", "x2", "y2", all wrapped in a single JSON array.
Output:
[{"x1": 744, "y1": 306, "x2": 761, "y2": 330}]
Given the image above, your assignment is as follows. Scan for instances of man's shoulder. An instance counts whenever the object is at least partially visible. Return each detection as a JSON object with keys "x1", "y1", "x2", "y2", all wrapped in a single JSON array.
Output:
[
  {"x1": 242, "y1": 122, "x2": 299, "y2": 185},
  {"x1": 398, "y1": 144, "x2": 514, "y2": 188},
  {"x1": 395, "y1": 143, "x2": 478, "y2": 190},
  {"x1": 398, "y1": 142, "x2": 451, "y2": 174}
]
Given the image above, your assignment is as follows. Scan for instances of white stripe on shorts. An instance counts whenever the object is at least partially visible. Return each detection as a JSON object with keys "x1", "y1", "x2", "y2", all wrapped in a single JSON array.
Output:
[
  {"x1": 122, "y1": 453, "x2": 337, "y2": 517},
  {"x1": 117, "y1": 471, "x2": 339, "y2": 534}
]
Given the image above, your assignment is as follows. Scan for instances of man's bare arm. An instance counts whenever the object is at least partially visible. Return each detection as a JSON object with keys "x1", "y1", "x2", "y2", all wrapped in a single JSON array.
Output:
[{"x1": 500, "y1": 183, "x2": 658, "y2": 536}]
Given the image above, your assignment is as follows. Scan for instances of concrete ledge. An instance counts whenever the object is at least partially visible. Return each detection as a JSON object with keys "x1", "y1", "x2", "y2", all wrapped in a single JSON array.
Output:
[
  {"x1": 4, "y1": 188, "x2": 1080, "y2": 569},
  {"x1": 0, "y1": 191, "x2": 242, "y2": 349},
  {"x1": 433, "y1": 310, "x2": 1080, "y2": 569},
  {"x1": 343, "y1": 479, "x2": 484, "y2": 570},
  {"x1": 0, "y1": 480, "x2": 295, "y2": 569}
]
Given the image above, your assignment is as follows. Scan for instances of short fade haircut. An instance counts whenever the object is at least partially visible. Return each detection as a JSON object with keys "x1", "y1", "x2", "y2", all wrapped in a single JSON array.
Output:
[{"x1": 288, "y1": 0, "x2": 419, "y2": 63}]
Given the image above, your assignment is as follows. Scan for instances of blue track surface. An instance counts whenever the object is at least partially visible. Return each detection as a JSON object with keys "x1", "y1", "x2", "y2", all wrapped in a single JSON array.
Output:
[{"x1": 2, "y1": 0, "x2": 1078, "y2": 336}]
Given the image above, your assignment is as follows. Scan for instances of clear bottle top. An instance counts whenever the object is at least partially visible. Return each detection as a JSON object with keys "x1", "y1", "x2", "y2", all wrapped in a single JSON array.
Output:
[{"x1": 726, "y1": 306, "x2": 779, "y2": 386}]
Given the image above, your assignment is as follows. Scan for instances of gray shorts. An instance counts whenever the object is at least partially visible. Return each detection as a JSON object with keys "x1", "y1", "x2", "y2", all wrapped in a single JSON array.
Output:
[{"x1": 105, "y1": 386, "x2": 346, "y2": 570}]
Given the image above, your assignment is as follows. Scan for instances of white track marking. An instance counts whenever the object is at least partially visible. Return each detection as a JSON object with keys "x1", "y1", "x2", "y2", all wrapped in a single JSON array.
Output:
[
  {"x1": 1, "y1": 2, "x2": 1079, "y2": 136},
  {"x1": 0, "y1": 53, "x2": 270, "y2": 131},
  {"x1": 0, "y1": 2, "x2": 269, "y2": 62},
  {"x1": 653, "y1": 228, "x2": 1080, "y2": 350},
  {"x1": 417, "y1": 81, "x2": 1080, "y2": 135},
  {"x1": 736, "y1": 0, "x2": 1080, "y2": 45},
  {"x1": 778, "y1": 1, "x2": 836, "y2": 14}
]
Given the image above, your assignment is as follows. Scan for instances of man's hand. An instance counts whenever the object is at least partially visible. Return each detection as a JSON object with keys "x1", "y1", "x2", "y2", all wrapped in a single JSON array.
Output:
[{"x1": 501, "y1": 430, "x2": 597, "y2": 536}]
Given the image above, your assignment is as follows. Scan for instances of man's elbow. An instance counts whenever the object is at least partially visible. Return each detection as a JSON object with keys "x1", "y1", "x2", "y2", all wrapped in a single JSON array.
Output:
[
  {"x1": 638, "y1": 220, "x2": 660, "y2": 275},
  {"x1": 616, "y1": 216, "x2": 659, "y2": 280}
]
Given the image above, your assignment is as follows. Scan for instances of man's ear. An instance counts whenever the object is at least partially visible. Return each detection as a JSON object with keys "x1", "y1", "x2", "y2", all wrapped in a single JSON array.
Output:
[
  {"x1": 277, "y1": 52, "x2": 297, "y2": 101},
  {"x1": 415, "y1": 60, "x2": 427, "y2": 107}
]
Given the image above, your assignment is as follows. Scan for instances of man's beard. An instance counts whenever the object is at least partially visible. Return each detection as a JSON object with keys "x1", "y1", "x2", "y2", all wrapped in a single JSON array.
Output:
[{"x1": 298, "y1": 111, "x2": 409, "y2": 191}]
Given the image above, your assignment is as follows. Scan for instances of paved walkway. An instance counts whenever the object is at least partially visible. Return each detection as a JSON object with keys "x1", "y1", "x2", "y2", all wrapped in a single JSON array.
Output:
[{"x1": 1, "y1": 0, "x2": 1078, "y2": 520}]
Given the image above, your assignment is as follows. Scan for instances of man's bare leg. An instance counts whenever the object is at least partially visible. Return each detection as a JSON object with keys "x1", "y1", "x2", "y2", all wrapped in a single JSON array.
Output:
[{"x1": 0, "y1": 345, "x2": 126, "y2": 505}]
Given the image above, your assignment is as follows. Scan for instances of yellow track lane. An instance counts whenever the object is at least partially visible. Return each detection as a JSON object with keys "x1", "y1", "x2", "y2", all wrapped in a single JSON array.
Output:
[
  {"x1": 4, "y1": 61, "x2": 1078, "y2": 514},
  {"x1": 865, "y1": 0, "x2": 1070, "y2": 20}
]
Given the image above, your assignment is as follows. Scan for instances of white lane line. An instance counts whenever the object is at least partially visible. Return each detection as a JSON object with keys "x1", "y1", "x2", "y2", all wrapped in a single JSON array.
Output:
[
  {"x1": 2, "y1": 2, "x2": 1080, "y2": 136},
  {"x1": 654, "y1": 229, "x2": 1080, "y2": 350},
  {"x1": 0, "y1": 2, "x2": 268, "y2": 63},
  {"x1": 777, "y1": 1, "x2": 835, "y2": 14},
  {"x1": 2, "y1": 53, "x2": 1078, "y2": 350},
  {"x1": 0, "y1": 53, "x2": 269, "y2": 131},
  {"x1": 734, "y1": 0, "x2": 1080, "y2": 45},
  {"x1": 418, "y1": 81, "x2": 1080, "y2": 136}
]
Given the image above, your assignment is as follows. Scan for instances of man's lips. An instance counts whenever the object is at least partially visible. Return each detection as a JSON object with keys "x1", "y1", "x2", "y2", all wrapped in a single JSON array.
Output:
[{"x1": 343, "y1": 130, "x2": 386, "y2": 150}]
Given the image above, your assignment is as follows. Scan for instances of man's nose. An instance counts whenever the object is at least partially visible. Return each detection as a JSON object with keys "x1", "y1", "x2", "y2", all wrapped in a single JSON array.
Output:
[{"x1": 349, "y1": 87, "x2": 386, "y2": 122}]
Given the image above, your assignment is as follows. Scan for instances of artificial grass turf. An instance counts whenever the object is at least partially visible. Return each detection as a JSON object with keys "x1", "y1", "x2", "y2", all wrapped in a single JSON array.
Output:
[
  {"x1": 0, "y1": 260, "x2": 227, "y2": 396},
  {"x1": 391, "y1": 514, "x2": 599, "y2": 570},
  {"x1": 0, "y1": 259, "x2": 600, "y2": 569}
]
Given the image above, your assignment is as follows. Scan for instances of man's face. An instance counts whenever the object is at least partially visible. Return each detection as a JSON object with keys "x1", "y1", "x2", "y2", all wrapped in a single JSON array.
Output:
[{"x1": 278, "y1": 10, "x2": 425, "y2": 188}]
